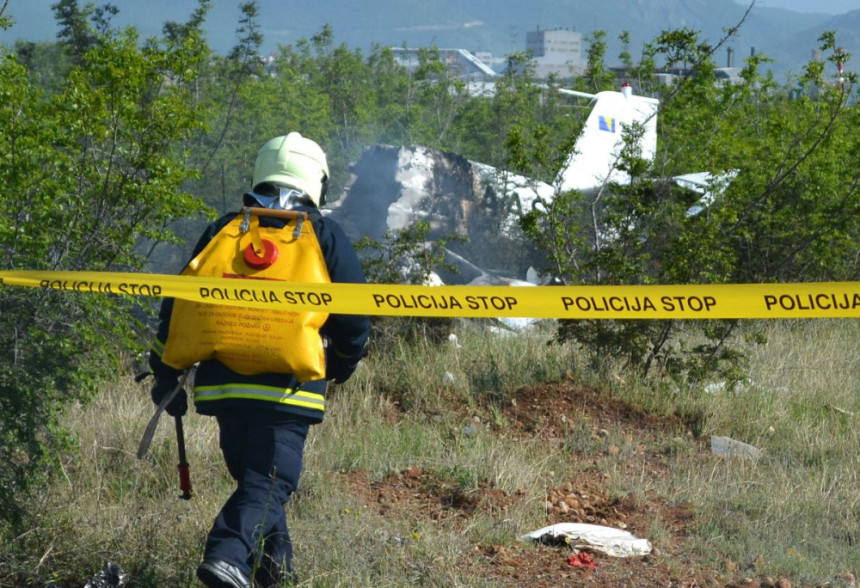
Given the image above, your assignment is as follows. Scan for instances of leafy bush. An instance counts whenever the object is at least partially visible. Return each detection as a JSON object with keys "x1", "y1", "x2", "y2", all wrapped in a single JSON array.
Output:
[
  {"x1": 355, "y1": 221, "x2": 464, "y2": 345},
  {"x1": 0, "y1": 17, "x2": 209, "y2": 526}
]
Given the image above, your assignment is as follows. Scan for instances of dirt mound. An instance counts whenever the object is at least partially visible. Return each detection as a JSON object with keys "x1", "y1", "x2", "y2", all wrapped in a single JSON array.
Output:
[{"x1": 499, "y1": 379, "x2": 686, "y2": 440}]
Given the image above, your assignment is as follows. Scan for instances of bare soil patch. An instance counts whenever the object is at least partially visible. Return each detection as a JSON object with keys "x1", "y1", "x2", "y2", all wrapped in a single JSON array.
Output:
[{"x1": 339, "y1": 379, "x2": 750, "y2": 586}]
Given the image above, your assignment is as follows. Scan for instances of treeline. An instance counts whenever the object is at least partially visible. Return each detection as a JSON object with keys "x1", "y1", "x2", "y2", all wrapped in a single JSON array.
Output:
[{"x1": 0, "y1": 0, "x2": 857, "y2": 527}]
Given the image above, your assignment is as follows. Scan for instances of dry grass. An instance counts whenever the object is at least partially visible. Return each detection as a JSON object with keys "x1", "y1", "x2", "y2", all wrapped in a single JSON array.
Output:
[{"x1": 0, "y1": 318, "x2": 858, "y2": 586}]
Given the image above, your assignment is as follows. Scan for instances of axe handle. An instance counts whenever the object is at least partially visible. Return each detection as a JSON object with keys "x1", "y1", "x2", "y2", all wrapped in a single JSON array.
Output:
[{"x1": 136, "y1": 369, "x2": 192, "y2": 460}]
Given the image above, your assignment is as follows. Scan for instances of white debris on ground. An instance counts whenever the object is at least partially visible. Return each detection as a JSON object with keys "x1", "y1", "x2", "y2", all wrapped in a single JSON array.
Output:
[
  {"x1": 710, "y1": 435, "x2": 763, "y2": 460},
  {"x1": 520, "y1": 522, "x2": 652, "y2": 557},
  {"x1": 703, "y1": 378, "x2": 754, "y2": 394}
]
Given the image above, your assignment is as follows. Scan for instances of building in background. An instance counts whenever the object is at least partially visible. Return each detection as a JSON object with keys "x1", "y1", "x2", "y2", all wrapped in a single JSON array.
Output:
[
  {"x1": 391, "y1": 47, "x2": 497, "y2": 80},
  {"x1": 524, "y1": 27, "x2": 586, "y2": 81},
  {"x1": 388, "y1": 27, "x2": 587, "y2": 84}
]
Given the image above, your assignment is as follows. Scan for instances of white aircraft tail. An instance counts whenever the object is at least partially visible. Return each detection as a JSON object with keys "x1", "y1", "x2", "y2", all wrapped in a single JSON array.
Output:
[{"x1": 557, "y1": 84, "x2": 659, "y2": 193}]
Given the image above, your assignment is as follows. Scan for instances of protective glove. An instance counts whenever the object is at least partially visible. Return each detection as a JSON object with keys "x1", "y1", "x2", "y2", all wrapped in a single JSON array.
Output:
[
  {"x1": 151, "y1": 378, "x2": 188, "y2": 417},
  {"x1": 326, "y1": 358, "x2": 359, "y2": 384}
]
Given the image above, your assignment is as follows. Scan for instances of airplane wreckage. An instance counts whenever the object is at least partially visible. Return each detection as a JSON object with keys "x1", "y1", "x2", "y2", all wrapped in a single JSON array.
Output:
[{"x1": 325, "y1": 84, "x2": 735, "y2": 297}]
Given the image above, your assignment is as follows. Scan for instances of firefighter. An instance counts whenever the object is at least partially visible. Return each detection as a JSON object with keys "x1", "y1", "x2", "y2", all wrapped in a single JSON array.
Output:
[{"x1": 149, "y1": 133, "x2": 371, "y2": 588}]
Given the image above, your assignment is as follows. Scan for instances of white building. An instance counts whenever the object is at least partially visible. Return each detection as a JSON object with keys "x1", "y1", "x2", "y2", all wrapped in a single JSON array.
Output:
[{"x1": 525, "y1": 27, "x2": 586, "y2": 81}]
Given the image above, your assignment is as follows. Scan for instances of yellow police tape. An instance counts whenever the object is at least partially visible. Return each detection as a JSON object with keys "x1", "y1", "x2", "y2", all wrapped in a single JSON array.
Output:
[{"x1": 0, "y1": 270, "x2": 858, "y2": 319}]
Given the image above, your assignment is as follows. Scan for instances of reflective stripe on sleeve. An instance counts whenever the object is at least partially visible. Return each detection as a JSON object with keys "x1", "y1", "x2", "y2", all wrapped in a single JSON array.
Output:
[{"x1": 151, "y1": 337, "x2": 166, "y2": 358}]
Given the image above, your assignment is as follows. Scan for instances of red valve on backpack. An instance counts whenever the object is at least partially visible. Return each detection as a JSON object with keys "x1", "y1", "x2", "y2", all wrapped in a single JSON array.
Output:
[{"x1": 244, "y1": 239, "x2": 279, "y2": 269}]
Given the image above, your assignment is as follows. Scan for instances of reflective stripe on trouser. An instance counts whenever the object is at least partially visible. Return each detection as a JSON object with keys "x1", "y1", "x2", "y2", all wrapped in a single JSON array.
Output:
[{"x1": 194, "y1": 383, "x2": 325, "y2": 413}]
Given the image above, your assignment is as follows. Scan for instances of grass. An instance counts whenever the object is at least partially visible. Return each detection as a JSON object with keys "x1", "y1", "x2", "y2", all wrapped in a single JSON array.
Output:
[
  {"x1": 677, "y1": 319, "x2": 860, "y2": 582},
  {"x1": 0, "y1": 318, "x2": 858, "y2": 586}
]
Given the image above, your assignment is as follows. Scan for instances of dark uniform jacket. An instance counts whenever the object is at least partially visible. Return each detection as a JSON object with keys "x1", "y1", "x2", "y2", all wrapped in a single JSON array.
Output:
[{"x1": 149, "y1": 204, "x2": 371, "y2": 424}]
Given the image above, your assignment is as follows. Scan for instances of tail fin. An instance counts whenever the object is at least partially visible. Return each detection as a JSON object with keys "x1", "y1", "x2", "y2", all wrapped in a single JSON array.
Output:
[{"x1": 557, "y1": 84, "x2": 659, "y2": 192}]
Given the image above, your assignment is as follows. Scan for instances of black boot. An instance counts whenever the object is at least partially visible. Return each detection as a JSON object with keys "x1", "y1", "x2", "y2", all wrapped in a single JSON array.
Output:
[{"x1": 197, "y1": 559, "x2": 251, "y2": 588}]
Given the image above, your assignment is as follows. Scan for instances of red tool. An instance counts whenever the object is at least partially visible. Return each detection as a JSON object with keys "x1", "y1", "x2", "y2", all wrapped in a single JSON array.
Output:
[{"x1": 175, "y1": 415, "x2": 192, "y2": 500}]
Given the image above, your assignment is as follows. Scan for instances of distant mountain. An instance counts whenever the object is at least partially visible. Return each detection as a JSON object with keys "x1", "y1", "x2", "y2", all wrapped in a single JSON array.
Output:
[
  {"x1": 1, "y1": 0, "x2": 857, "y2": 80},
  {"x1": 747, "y1": 0, "x2": 859, "y2": 14},
  {"x1": 775, "y1": 10, "x2": 860, "y2": 77}
]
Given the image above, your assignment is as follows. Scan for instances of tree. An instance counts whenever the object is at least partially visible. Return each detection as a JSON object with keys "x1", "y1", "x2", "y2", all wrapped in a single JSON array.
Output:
[
  {"x1": 0, "y1": 0, "x2": 9, "y2": 30},
  {"x1": 578, "y1": 30, "x2": 618, "y2": 93},
  {"x1": 0, "y1": 22, "x2": 208, "y2": 527},
  {"x1": 188, "y1": 0, "x2": 266, "y2": 211},
  {"x1": 355, "y1": 221, "x2": 463, "y2": 344},
  {"x1": 13, "y1": 40, "x2": 73, "y2": 93},
  {"x1": 51, "y1": 0, "x2": 98, "y2": 64},
  {"x1": 365, "y1": 44, "x2": 411, "y2": 145},
  {"x1": 302, "y1": 25, "x2": 375, "y2": 175}
]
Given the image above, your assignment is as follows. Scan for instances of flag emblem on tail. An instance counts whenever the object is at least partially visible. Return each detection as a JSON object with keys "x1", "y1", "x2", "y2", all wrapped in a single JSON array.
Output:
[{"x1": 599, "y1": 116, "x2": 616, "y2": 132}]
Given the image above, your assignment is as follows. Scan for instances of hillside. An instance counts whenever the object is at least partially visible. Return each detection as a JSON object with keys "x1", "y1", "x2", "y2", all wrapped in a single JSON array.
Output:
[
  {"x1": 775, "y1": 10, "x2": 860, "y2": 76},
  {"x1": 2, "y1": 0, "x2": 857, "y2": 79},
  {"x1": 3, "y1": 319, "x2": 858, "y2": 586}
]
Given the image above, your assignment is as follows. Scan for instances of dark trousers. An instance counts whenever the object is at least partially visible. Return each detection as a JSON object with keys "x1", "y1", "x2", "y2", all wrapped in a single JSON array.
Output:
[{"x1": 204, "y1": 410, "x2": 309, "y2": 582}]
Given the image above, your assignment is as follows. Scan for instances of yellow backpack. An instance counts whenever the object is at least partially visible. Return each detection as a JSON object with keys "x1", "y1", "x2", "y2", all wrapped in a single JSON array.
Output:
[{"x1": 161, "y1": 207, "x2": 331, "y2": 381}]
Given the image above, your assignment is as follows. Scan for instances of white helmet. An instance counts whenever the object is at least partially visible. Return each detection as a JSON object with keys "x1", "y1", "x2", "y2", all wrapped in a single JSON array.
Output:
[{"x1": 252, "y1": 132, "x2": 329, "y2": 206}]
